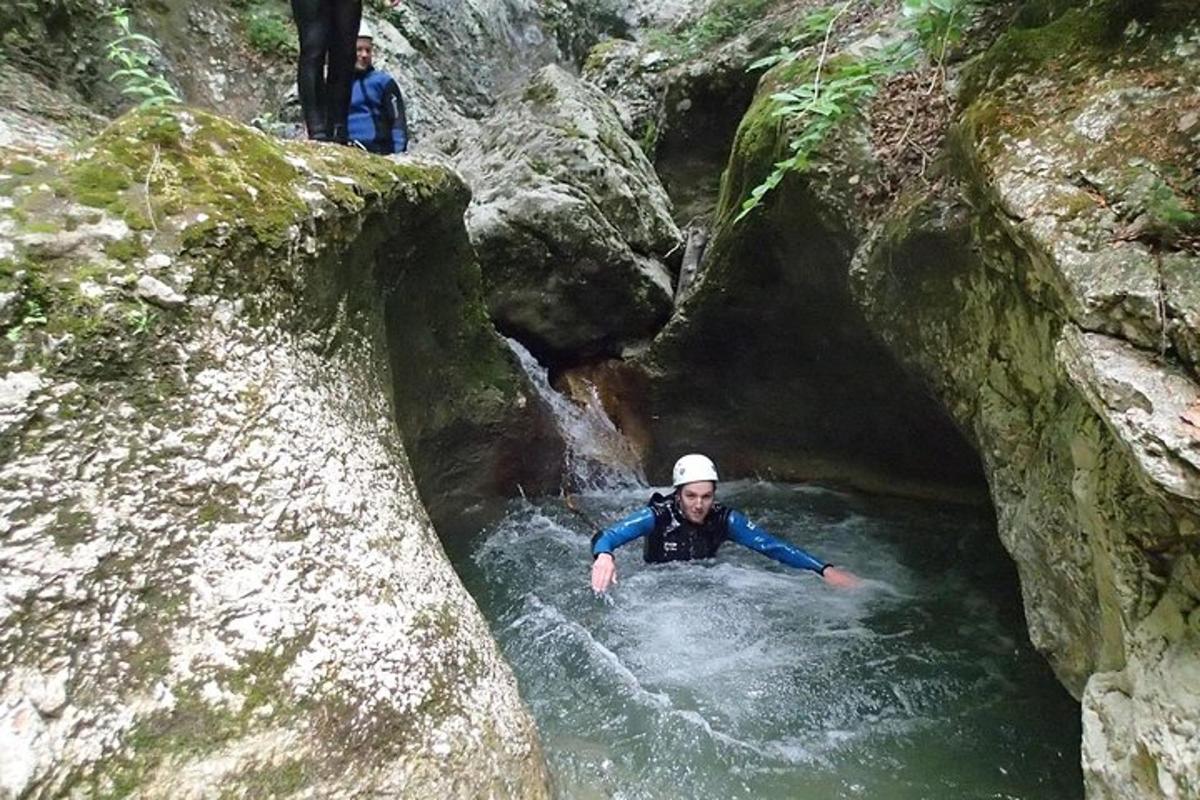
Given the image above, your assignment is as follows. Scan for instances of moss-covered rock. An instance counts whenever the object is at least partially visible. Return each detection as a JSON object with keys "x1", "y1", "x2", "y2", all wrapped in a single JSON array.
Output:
[
  {"x1": 580, "y1": 0, "x2": 801, "y2": 224},
  {"x1": 0, "y1": 108, "x2": 553, "y2": 798},
  {"x1": 849, "y1": 3, "x2": 1200, "y2": 798},
  {"x1": 633, "y1": 41, "x2": 984, "y2": 498}
]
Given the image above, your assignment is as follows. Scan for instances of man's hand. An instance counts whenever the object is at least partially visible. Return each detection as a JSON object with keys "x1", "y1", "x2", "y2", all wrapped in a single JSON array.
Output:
[
  {"x1": 822, "y1": 566, "x2": 862, "y2": 589},
  {"x1": 591, "y1": 553, "x2": 617, "y2": 593}
]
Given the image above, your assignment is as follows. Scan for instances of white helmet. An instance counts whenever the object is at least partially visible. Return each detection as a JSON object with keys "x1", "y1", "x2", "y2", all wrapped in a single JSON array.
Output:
[
  {"x1": 358, "y1": 20, "x2": 374, "y2": 39},
  {"x1": 672, "y1": 453, "x2": 718, "y2": 487}
]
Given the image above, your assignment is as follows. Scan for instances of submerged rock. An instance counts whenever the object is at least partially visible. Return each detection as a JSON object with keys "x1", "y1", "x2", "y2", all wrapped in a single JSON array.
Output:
[{"x1": 0, "y1": 109, "x2": 552, "y2": 798}]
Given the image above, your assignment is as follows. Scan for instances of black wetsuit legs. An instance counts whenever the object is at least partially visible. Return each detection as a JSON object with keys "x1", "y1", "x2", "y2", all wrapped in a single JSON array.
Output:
[{"x1": 291, "y1": 0, "x2": 362, "y2": 142}]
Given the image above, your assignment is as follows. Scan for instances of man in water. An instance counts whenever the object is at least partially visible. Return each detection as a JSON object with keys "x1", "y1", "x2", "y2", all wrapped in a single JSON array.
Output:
[{"x1": 590, "y1": 454, "x2": 861, "y2": 592}]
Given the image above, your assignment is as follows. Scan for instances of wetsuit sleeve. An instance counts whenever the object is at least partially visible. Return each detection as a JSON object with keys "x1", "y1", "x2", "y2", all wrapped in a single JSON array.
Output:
[
  {"x1": 591, "y1": 507, "x2": 656, "y2": 557},
  {"x1": 725, "y1": 509, "x2": 828, "y2": 574},
  {"x1": 382, "y1": 78, "x2": 408, "y2": 153}
]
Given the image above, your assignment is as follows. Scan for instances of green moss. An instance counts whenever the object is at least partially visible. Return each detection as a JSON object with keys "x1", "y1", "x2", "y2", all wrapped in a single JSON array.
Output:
[
  {"x1": 645, "y1": 0, "x2": 778, "y2": 56},
  {"x1": 522, "y1": 76, "x2": 559, "y2": 106},
  {"x1": 91, "y1": 632, "x2": 315, "y2": 798},
  {"x1": 224, "y1": 759, "x2": 311, "y2": 798},
  {"x1": 1, "y1": 250, "x2": 169, "y2": 374},
  {"x1": 190, "y1": 483, "x2": 252, "y2": 526},
  {"x1": 684, "y1": 0, "x2": 774, "y2": 52},
  {"x1": 242, "y1": 4, "x2": 298, "y2": 58},
  {"x1": 95, "y1": 691, "x2": 238, "y2": 798},
  {"x1": 638, "y1": 118, "x2": 659, "y2": 157},
  {"x1": 67, "y1": 160, "x2": 133, "y2": 210},
  {"x1": 104, "y1": 237, "x2": 148, "y2": 262},
  {"x1": 61, "y1": 109, "x2": 307, "y2": 256},
  {"x1": 50, "y1": 509, "x2": 94, "y2": 548},
  {"x1": 582, "y1": 37, "x2": 627, "y2": 74},
  {"x1": 9, "y1": 159, "x2": 38, "y2": 176},
  {"x1": 714, "y1": 57, "x2": 813, "y2": 221},
  {"x1": 955, "y1": 1, "x2": 1199, "y2": 246},
  {"x1": 195, "y1": 502, "x2": 225, "y2": 524},
  {"x1": 20, "y1": 220, "x2": 62, "y2": 235},
  {"x1": 962, "y1": 0, "x2": 1200, "y2": 103},
  {"x1": 1121, "y1": 168, "x2": 1199, "y2": 239}
]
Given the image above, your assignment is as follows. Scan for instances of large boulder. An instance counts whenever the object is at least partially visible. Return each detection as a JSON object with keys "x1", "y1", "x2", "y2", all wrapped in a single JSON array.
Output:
[
  {"x1": 0, "y1": 108, "x2": 553, "y2": 798},
  {"x1": 456, "y1": 64, "x2": 680, "y2": 365},
  {"x1": 581, "y1": 0, "x2": 826, "y2": 224}
]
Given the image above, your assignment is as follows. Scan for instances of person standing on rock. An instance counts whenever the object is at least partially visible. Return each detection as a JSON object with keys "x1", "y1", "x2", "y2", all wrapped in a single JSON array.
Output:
[
  {"x1": 589, "y1": 454, "x2": 862, "y2": 593},
  {"x1": 291, "y1": 0, "x2": 400, "y2": 143},
  {"x1": 348, "y1": 21, "x2": 409, "y2": 154}
]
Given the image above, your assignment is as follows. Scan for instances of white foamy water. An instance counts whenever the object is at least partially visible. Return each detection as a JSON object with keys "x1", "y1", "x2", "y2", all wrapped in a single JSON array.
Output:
[
  {"x1": 460, "y1": 481, "x2": 1082, "y2": 800},
  {"x1": 504, "y1": 338, "x2": 646, "y2": 492}
]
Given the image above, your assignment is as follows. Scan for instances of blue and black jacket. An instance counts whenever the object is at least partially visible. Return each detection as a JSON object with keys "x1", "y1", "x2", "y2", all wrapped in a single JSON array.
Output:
[
  {"x1": 591, "y1": 491, "x2": 831, "y2": 574},
  {"x1": 349, "y1": 67, "x2": 408, "y2": 155}
]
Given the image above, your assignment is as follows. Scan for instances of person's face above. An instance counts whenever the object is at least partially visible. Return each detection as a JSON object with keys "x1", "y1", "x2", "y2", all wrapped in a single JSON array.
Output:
[
  {"x1": 356, "y1": 38, "x2": 374, "y2": 71},
  {"x1": 678, "y1": 481, "x2": 715, "y2": 525}
]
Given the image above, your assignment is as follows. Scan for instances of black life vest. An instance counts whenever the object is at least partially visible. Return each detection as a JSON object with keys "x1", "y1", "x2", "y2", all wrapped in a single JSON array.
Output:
[{"x1": 642, "y1": 491, "x2": 731, "y2": 563}]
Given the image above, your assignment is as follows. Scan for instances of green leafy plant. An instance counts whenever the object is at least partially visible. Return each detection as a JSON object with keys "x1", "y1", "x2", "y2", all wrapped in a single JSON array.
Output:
[
  {"x1": 735, "y1": 0, "x2": 973, "y2": 221},
  {"x1": 5, "y1": 298, "x2": 48, "y2": 342},
  {"x1": 646, "y1": 0, "x2": 775, "y2": 56},
  {"x1": 751, "y1": 4, "x2": 848, "y2": 71},
  {"x1": 243, "y1": 4, "x2": 298, "y2": 58},
  {"x1": 903, "y1": 0, "x2": 972, "y2": 56},
  {"x1": 685, "y1": 0, "x2": 774, "y2": 53},
  {"x1": 104, "y1": 7, "x2": 182, "y2": 109},
  {"x1": 736, "y1": 55, "x2": 896, "y2": 220},
  {"x1": 125, "y1": 300, "x2": 158, "y2": 336}
]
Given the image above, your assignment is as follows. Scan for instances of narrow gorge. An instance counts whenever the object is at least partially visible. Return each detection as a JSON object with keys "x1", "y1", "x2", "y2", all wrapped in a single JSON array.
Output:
[{"x1": 1, "y1": 0, "x2": 1197, "y2": 798}]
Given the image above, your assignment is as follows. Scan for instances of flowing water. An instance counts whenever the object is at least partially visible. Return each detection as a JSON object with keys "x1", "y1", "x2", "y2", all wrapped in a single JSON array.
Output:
[
  {"x1": 505, "y1": 338, "x2": 646, "y2": 491},
  {"x1": 461, "y1": 347, "x2": 1083, "y2": 799},
  {"x1": 460, "y1": 485, "x2": 1082, "y2": 799}
]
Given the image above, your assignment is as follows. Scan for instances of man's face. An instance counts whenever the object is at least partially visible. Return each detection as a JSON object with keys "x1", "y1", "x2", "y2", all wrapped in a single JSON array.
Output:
[
  {"x1": 678, "y1": 481, "x2": 715, "y2": 525},
  {"x1": 355, "y1": 38, "x2": 374, "y2": 71}
]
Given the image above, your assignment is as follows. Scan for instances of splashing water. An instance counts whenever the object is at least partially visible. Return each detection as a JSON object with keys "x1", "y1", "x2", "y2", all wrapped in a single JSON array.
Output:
[
  {"x1": 505, "y1": 338, "x2": 646, "y2": 491},
  {"x1": 459, "y1": 482, "x2": 1082, "y2": 800}
]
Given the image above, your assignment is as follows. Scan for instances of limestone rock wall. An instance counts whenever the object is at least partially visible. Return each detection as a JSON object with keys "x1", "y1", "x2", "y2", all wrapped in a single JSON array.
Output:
[
  {"x1": 0, "y1": 109, "x2": 551, "y2": 798},
  {"x1": 633, "y1": 51, "x2": 985, "y2": 496},
  {"x1": 851, "y1": 9, "x2": 1200, "y2": 796},
  {"x1": 0, "y1": 0, "x2": 632, "y2": 150}
]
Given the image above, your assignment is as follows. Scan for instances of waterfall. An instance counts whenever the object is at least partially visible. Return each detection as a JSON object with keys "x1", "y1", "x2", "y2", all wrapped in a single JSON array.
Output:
[{"x1": 504, "y1": 338, "x2": 646, "y2": 492}]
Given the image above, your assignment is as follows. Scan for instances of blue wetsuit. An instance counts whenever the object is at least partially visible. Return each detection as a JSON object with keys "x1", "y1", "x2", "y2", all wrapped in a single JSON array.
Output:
[
  {"x1": 591, "y1": 492, "x2": 830, "y2": 574},
  {"x1": 349, "y1": 67, "x2": 408, "y2": 154}
]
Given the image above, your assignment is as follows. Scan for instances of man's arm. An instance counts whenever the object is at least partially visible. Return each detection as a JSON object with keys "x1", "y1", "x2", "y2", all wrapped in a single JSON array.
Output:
[
  {"x1": 589, "y1": 506, "x2": 655, "y2": 592},
  {"x1": 726, "y1": 510, "x2": 860, "y2": 587},
  {"x1": 381, "y1": 77, "x2": 408, "y2": 153}
]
